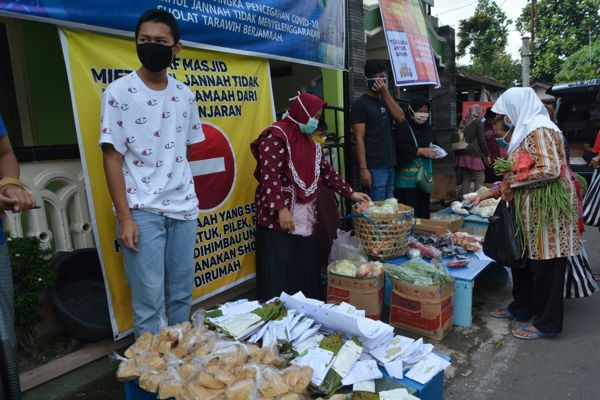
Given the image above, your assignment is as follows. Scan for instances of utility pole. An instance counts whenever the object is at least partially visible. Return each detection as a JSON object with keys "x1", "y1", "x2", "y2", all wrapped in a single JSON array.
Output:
[
  {"x1": 530, "y1": 0, "x2": 536, "y2": 66},
  {"x1": 522, "y1": 37, "x2": 531, "y2": 87}
]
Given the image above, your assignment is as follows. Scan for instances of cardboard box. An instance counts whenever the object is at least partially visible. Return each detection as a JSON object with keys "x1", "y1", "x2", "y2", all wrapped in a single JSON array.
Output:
[
  {"x1": 431, "y1": 175, "x2": 457, "y2": 203},
  {"x1": 389, "y1": 277, "x2": 454, "y2": 340},
  {"x1": 414, "y1": 218, "x2": 452, "y2": 236},
  {"x1": 431, "y1": 213, "x2": 464, "y2": 232},
  {"x1": 327, "y1": 268, "x2": 384, "y2": 320}
]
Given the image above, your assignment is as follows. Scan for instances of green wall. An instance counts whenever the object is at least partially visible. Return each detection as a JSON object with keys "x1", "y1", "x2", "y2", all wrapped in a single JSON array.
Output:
[{"x1": 20, "y1": 20, "x2": 77, "y2": 146}]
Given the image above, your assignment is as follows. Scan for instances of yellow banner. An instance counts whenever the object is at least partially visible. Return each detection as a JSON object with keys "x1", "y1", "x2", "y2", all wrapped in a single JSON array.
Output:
[{"x1": 60, "y1": 29, "x2": 273, "y2": 338}]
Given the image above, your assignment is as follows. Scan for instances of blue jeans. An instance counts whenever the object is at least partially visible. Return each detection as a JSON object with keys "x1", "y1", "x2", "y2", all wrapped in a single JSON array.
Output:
[
  {"x1": 369, "y1": 168, "x2": 395, "y2": 201},
  {"x1": 119, "y1": 210, "x2": 197, "y2": 337}
]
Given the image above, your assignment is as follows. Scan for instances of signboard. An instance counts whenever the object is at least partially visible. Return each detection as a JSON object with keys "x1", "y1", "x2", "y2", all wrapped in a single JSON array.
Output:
[
  {"x1": 0, "y1": 0, "x2": 345, "y2": 69},
  {"x1": 60, "y1": 28, "x2": 274, "y2": 338},
  {"x1": 379, "y1": 0, "x2": 440, "y2": 87}
]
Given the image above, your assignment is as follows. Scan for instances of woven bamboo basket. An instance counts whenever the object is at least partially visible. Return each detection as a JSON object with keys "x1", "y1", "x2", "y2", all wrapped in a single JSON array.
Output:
[{"x1": 352, "y1": 202, "x2": 414, "y2": 260}]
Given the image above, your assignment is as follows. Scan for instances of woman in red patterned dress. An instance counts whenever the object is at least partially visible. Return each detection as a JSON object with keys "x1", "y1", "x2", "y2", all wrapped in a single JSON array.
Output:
[{"x1": 250, "y1": 93, "x2": 369, "y2": 301}]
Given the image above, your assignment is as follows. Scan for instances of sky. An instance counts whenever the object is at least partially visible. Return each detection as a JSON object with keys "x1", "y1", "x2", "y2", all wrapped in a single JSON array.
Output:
[{"x1": 432, "y1": 0, "x2": 529, "y2": 64}]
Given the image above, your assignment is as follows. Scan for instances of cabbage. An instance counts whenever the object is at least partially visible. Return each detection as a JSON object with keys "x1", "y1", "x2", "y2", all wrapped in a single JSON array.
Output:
[{"x1": 331, "y1": 260, "x2": 358, "y2": 277}]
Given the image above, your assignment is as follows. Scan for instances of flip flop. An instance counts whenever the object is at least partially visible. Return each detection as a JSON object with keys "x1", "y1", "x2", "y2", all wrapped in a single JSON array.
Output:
[
  {"x1": 512, "y1": 324, "x2": 559, "y2": 340},
  {"x1": 489, "y1": 308, "x2": 529, "y2": 321}
]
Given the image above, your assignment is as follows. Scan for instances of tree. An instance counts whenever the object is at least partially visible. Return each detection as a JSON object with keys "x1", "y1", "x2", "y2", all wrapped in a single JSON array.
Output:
[
  {"x1": 516, "y1": 0, "x2": 600, "y2": 83},
  {"x1": 457, "y1": 0, "x2": 510, "y2": 64},
  {"x1": 554, "y1": 40, "x2": 600, "y2": 83},
  {"x1": 457, "y1": 0, "x2": 520, "y2": 87},
  {"x1": 466, "y1": 54, "x2": 522, "y2": 88}
]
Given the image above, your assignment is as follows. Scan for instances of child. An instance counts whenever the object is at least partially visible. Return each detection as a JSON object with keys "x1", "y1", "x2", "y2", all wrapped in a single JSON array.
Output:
[{"x1": 100, "y1": 9, "x2": 205, "y2": 336}]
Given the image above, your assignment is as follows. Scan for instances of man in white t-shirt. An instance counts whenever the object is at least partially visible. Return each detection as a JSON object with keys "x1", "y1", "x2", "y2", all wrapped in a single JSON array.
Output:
[{"x1": 100, "y1": 9, "x2": 204, "y2": 337}]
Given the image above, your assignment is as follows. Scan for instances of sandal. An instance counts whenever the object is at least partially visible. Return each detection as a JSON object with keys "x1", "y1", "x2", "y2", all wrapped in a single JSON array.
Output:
[
  {"x1": 489, "y1": 308, "x2": 529, "y2": 321},
  {"x1": 512, "y1": 324, "x2": 559, "y2": 340}
]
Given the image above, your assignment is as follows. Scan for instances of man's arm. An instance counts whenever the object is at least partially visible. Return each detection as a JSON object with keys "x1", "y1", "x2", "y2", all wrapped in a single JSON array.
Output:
[
  {"x1": 373, "y1": 80, "x2": 405, "y2": 123},
  {"x1": 353, "y1": 123, "x2": 372, "y2": 189},
  {"x1": 102, "y1": 144, "x2": 138, "y2": 252},
  {"x1": 0, "y1": 136, "x2": 35, "y2": 212}
]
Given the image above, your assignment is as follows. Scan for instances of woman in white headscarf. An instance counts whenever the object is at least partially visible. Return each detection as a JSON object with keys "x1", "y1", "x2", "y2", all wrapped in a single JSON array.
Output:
[{"x1": 488, "y1": 87, "x2": 580, "y2": 339}]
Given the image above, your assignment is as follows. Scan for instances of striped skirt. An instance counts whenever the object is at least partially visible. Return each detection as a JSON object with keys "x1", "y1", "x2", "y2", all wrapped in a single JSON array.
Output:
[{"x1": 565, "y1": 244, "x2": 598, "y2": 299}]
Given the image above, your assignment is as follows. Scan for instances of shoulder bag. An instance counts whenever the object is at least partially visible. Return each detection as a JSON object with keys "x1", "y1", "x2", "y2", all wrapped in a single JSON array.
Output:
[{"x1": 407, "y1": 125, "x2": 433, "y2": 194}]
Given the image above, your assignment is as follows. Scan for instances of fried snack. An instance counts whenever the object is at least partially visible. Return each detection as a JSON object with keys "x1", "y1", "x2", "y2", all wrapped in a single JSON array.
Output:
[
  {"x1": 243, "y1": 343, "x2": 262, "y2": 360},
  {"x1": 205, "y1": 365, "x2": 236, "y2": 385},
  {"x1": 190, "y1": 332, "x2": 219, "y2": 357},
  {"x1": 139, "y1": 372, "x2": 162, "y2": 393},
  {"x1": 159, "y1": 380, "x2": 183, "y2": 399},
  {"x1": 259, "y1": 346, "x2": 286, "y2": 367},
  {"x1": 276, "y1": 394, "x2": 304, "y2": 400},
  {"x1": 159, "y1": 321, "x2": 192, "y2": 342},
  {"x1": 173, "y1": 329, "x2": 205, "y2": 358},
  {"x1": 179, "y1": 363, "x2": 197, "y2": 380},
  {"x1": 135, "y1": 352, "x2": 166, "y2": 372},
  {"x1": 124, "y1": 332, "x2": 153, "y2": 358},
  {"x1": 116, "y1": 359, "x2": 139, "y2": 381},
  {"x1": 218, "y1": 345, "x2": 249, "y2": 367},
  {"x1": 194, "y1": 370, "x2": 225, "y2": 390},
  {"x1": 258, "y1": 367, "x2": 290, "y2": 398},
  {"x1": 183, "y1": 382, "x2": 223, "y2": 400},
  {"x1": 224, "y1": 378, "x2": 256, "y2": 400},
  {"x1": 281, "y1": 365, "x2": 313, "y2": 394},
  {"x1": 234, "y1": 363, "x2": 259, "y2": 380},
  {"x1": 150, "y1": 334, "x2": 176, "y2": 354}
]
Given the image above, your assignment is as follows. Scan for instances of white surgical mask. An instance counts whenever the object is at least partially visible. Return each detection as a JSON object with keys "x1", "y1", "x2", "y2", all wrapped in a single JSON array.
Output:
[{"x1": 409, "y1": 105, "x2": 429, "y2": 124}]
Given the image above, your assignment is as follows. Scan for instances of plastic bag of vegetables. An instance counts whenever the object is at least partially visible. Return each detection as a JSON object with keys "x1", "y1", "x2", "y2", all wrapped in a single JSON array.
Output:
[{"x1": 384, "y1": 260, "x2": 453, "y2": 286}]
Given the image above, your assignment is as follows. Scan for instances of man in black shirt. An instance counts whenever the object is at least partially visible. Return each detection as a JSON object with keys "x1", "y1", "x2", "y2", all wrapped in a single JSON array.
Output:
[{"x1": 351, "y1": 60, "x2": 405, "y2": 200}]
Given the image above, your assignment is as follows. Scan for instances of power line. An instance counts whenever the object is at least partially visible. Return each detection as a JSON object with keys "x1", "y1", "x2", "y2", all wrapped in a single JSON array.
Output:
[{"x1": 436, "y1": 0, "x2": 478, "y2": 16}]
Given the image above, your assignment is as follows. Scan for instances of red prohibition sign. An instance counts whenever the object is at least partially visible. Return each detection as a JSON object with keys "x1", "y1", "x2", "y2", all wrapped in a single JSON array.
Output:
[{"x1": 188, "y1": 122, "x2": 236, "y2": 212}]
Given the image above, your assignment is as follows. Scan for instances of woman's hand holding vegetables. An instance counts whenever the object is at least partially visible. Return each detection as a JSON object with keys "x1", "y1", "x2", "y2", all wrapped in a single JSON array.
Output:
[
  {"x1": 500, "y1": 180, "x2": 514, "y2": 202},
  {"x1": 417, "y1": 147, "x2": 436, "y2": 159},
  {"x1": 351, "y1": 192, "x2": 371, "y2": 203},
  {"x1": 278, "y1": 207, "x2": 295, "y2": 231}
]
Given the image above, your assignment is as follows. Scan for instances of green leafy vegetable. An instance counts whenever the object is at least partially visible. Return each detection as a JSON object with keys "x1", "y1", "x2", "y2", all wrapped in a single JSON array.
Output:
[
  {"x1": 493, "y1": 158, "x2": 515, "y2": 176},
  {"x1": 513, "y1": 178, "x2": 577, "y2": 255},
  {"x1": 251, "y1": 299, "x2": 287, "y2": 321},
  {"x1": 384, "y1": 261, "x2": 453, "y2": 286}
]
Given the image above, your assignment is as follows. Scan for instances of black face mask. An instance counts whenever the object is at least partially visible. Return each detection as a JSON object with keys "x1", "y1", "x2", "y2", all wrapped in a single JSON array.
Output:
[{"x1": 136, "y1": 43, "x2": 174, "y2": 73}]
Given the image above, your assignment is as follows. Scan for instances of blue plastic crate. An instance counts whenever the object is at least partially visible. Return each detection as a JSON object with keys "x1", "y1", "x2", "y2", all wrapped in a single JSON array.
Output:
[
  {"x1": 379, "y1": 353, "x2": 450, "y2": 400},
  {"x1": 124, "y1": 380, "x2": 164, "y2": 400}
]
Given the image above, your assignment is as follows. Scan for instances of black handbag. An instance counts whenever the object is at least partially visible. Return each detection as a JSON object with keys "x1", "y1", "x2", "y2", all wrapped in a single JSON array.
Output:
[{"x1": 483, "y1": 200, "x2": 524, "y2": 268}]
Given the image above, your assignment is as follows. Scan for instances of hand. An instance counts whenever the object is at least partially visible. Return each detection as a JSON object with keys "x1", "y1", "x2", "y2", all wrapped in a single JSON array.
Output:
[
  {"x1": 360, "y1": 169, "x2": 372, "y2": 190},
  {"x1": 500, "y1": 180, "x2": 513, "y2": 202},
  {"x1": 351, "y1": 192, "x2": 371, "y2": 203},
  {"x1": 372, "y1": 79, "x2": 388, "y2": 95},
  {"x1": 0, "y1": 185, "x2": 36, "y2": 212},
  {"x1": 118, "y1": 216, "x2": 139, "y2": 252},
  {"x1": 485, "y1": 156, "x2": 492, "y2": 166},
  {"x1": 591, "y1": 155, "x2": 600, "y2": 168},
  {"x1": 418, "y1": 148, "x2": 437, "y2": 159},
  {"x1": 468, "y1": 196, "x2": 481, "y2": 206},
  {"x1": 278, "y1": 208, "x2": 295, "y2": 231}
]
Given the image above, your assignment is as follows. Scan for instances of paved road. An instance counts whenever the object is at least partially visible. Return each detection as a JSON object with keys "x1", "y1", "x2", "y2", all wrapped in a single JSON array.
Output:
[{"x1": 445, "y1": 229, "x2": 600, "y2": 400}]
